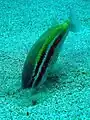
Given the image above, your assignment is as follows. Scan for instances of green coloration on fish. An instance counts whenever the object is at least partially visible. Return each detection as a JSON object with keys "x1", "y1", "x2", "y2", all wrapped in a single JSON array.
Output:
[
  {"x1": 22, "y1": 9, "x2": 80, "y2": 89},
  {"x1": 35, "y1": 20, "x2": 70, "y2": 64}
]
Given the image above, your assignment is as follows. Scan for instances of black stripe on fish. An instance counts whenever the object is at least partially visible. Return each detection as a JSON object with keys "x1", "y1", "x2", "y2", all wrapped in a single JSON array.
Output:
[
  {"x1": 27, "y1": 48, "x2": 47, "y2": 87},
  {"x1": 32, "y1": 33, "x2": 64, "y2": 88},
  {"x1": 33, "y1": 50, "x2": 46, "y2": 78}
]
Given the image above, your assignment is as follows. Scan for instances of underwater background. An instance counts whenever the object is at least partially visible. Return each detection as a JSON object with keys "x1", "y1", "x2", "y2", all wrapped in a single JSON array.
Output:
[{"x1": 0, "y1": 0, "x2": 90, "y2": 119}]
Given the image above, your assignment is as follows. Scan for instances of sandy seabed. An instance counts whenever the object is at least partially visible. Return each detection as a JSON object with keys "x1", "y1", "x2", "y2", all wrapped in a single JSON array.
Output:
[{"x1": 0, "y1": 0, "x2": 90, "y2": 119}]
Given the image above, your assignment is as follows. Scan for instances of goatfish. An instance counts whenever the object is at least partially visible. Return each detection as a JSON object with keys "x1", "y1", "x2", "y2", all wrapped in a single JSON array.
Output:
[{"x1": 22, "y1": 9, "x2": 80, "y2": 89}]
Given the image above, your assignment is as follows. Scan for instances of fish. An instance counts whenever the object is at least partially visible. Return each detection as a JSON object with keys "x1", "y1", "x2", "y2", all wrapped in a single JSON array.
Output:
[{"x1": 22, "y1": 9, "x2": 80, "y2": 89}]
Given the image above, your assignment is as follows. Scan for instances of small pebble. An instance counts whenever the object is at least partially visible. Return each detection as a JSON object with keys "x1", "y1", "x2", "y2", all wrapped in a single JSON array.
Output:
[
  {"x1": 32, "y1": 100, "x2": 37, "y2": 106},
  {"x1": 26, "y1": 112, "x2": 29, "y2": 116}
]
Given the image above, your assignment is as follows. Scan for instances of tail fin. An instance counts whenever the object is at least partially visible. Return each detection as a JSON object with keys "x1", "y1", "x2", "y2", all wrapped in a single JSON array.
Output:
[{"x1": 69, "y1": 8, "x2": 80, "y2": 32}]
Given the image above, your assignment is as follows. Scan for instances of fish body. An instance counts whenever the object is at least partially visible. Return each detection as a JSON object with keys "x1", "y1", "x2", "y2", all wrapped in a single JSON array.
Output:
[{"x1": 22, "y1": 10, "x2": 80, "y2": 89}]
